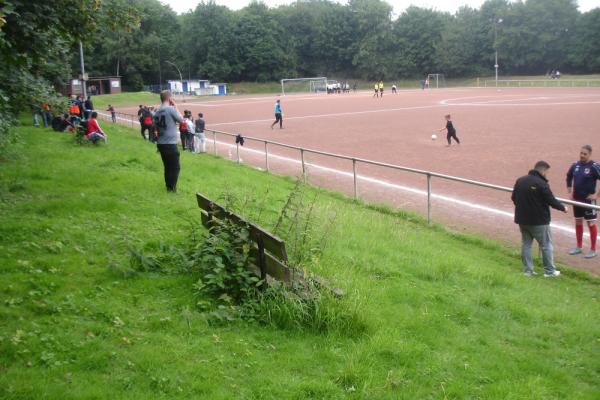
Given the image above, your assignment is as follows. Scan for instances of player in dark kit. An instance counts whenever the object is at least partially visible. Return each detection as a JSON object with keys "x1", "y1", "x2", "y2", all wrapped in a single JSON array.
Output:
[
  {"x1": 566, "y1": 145, "x2": 600, "y2": 258},
  {"x1": 438, "y1": 114, "x2": 460, "y2": 146}
]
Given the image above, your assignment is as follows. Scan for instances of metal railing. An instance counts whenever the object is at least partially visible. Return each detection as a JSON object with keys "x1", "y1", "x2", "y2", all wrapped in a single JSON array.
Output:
[
  {"x1": 96, "y1": 110, "x2": 600, "y2": 225},
  {"x1": 482, "y1": 79, "x2": 600, "y2": 88},
  {"x1": 203, "y1": 128, "x2": 600, "y2": 224}
]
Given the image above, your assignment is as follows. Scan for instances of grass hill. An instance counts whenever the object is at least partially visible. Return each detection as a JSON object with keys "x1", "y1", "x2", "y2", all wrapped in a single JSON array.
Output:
[{"x1": 0, "y1": 120, "x2": 598, "y2": 399}]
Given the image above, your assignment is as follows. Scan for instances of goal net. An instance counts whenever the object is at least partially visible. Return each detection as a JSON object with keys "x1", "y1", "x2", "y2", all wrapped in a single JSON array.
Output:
[
  {"x1": 427, "y1": 74, "x2": 446, "y2": 89},
  {"x1": 280, "y1": 77, "x2": 327, "y2": 95}
]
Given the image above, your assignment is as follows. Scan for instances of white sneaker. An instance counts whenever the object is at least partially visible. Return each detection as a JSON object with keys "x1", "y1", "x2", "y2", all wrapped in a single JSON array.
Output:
[
  {"x1": 543, "y1": 270, "x2": 561, "y2": 278},
  {"x1": 584, "y1": 250, "x2": 597, "y2": 259},
  {"x1": 568, "y1": 247, "x2": 582, "y2": 255},
  {"x1": 523, "y1": 271, "x2": 538, "y2": 277}
]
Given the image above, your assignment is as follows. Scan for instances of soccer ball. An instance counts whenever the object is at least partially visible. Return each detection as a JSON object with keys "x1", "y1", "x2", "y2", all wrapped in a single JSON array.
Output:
[{"x1": 431, "y1": 134, "x2": 437, "y2": 140}]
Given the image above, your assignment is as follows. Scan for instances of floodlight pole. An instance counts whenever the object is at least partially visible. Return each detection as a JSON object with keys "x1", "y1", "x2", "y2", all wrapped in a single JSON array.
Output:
[
  {"x1": 166, "y1": 60, "x2": 184, "y2": 103},
  {"x1": 494, "y1": 19, "x2": 503, "y2": 87}
]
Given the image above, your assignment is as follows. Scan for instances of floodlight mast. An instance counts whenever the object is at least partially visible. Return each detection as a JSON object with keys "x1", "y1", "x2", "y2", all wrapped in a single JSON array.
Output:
[
  {"x1": 166, "y1": 60, "x2": 184, "y2": 103},
  {"x1": 494, "y1": 18, "x2": 503, "y2": 86}
]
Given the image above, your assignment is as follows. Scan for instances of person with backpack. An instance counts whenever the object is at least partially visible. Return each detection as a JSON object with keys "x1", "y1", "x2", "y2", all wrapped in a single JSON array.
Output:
[
  {"x1": 183, "y1": 111, "x2": 195, "y2": 152},
  {"x1": 179, "y1": 111, "x2": 190, "y2": 150},
  {"x1": 140, "y1": 107, "x2": 153, "y2": 141},
  {"x1": 154, "y1": 90, "x2": 183, "y2": 192}
]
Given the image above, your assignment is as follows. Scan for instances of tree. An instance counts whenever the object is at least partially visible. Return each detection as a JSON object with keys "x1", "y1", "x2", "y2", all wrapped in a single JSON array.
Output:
[
  {"x1": 567, "y1": 8, "x2": 600, "y2": 72},
  {"x1": 391, "y1": 6, "x2": 449, "y2": 77}
]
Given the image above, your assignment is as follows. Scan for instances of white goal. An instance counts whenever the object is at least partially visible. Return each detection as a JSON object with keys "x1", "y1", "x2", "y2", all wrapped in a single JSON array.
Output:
[
  {"x1": 280, "y1": 77, "x2": 327, "y2": 95},
  {"x1": 427, "y1": 74, "x2": 446, "y2": 89}
]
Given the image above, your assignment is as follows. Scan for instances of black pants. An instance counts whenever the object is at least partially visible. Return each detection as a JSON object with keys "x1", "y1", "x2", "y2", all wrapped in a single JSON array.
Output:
[
  {"x1": 447, "y1": 131, "x2": 460, "y2": 145},
  {"x1": 141, "y1": 124, "x2": 150, "y2": 140},
  {"x1": 271, "y1": 113, "x2": 282, "y2": 128},
  {"x1": 157, "y1": 144, "x2": 180, "y2": 192}
]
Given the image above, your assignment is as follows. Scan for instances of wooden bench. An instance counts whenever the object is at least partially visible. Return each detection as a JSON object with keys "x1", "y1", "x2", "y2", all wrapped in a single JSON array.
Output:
[
  {"x1": 197, "y1": 193, "x2": 294, "y2": 285},
  {"x1": 196, "y1": 192, "x2": 343, "y2": 296}
]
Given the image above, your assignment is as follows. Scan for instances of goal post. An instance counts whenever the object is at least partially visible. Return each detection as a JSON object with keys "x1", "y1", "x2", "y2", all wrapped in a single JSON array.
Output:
[
  {"x1": 280, "y1": 77, "x2": 327, "y2": 95},
  {"x1": 426, "y1": 74, "x2": 446, "y2": 89}
]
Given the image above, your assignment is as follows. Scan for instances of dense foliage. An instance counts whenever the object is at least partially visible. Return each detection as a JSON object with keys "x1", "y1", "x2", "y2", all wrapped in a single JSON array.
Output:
[{"x1": 79, "y1": 0, "x2": 599, "y2": 89}]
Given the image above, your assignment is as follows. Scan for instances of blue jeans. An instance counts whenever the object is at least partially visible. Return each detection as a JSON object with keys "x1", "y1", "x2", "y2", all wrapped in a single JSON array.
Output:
[{"x1": 519, "y1": 224, "x2": 557, "y2": 274}]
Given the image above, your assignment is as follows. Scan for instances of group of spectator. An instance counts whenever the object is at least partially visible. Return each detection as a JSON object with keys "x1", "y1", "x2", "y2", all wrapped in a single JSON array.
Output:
[
  {"x1": 549, "y1": 69, "x2": 561, "y2": 79},
  {"x1": 42, "y1": 94, "x2": 107, "y2": 144},
  {"x1": 137, "y1": 104, "x2": 206, "y2": 153}
]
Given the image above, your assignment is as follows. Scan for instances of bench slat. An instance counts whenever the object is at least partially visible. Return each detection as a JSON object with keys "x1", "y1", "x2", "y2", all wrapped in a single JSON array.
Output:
[{"x1": 197, "y1": 193, "x2": 288, "y2": 261}]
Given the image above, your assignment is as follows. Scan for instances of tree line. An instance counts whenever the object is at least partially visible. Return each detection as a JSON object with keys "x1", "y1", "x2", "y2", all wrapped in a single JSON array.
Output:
[{"x1": 80, "y1": 0, "x2": 600, "y2": 90}]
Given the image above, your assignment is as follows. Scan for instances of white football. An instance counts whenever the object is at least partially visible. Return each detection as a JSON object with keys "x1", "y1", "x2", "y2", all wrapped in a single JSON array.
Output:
[{"x1": 431, "y1": 134, "x2": 437, "y2": 140}]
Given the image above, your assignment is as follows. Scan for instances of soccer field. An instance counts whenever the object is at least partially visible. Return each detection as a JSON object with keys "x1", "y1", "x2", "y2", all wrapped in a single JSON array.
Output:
[{"x1": 117, "y1": 87, "x2": 600, "y2": 273}]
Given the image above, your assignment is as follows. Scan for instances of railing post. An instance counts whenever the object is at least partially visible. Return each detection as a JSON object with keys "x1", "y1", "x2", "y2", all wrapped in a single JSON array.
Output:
[
  {"x1": 236, "y1": 142, "x2": 240, "y2": 164},
  {"x1": 213, "y1": 131, "x2": 217, "y2": 156},
  {"x1": 300, "y1": 149, "x2": 306, "y2": 180},
  {"x1": 352, "y1": 158, "x2": 358, "y2": 199},
  {"x1": 427, "y1": 173, "x2": 432, "y2": 225},
  {"x1": 264, "y1": 141, "x2": 269, "y2": 172}
]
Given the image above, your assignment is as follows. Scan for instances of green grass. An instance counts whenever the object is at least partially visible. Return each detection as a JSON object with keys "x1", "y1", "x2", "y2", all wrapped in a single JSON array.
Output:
[
  {"x1": 1, "y1": 120, "x2": 599, "y2": 399},
  {"x1": 91, "y1": 92, "x2": 159, "y2": 111}
]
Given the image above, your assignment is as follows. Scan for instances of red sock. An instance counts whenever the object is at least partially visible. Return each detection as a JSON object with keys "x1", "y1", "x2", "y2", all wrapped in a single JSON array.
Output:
[
  {"x1": 589, "y1": 224, "x2": 597, "y2": 251},
  {"x1": 576, "y1": 224, "x2": 584, "y2": 248}
]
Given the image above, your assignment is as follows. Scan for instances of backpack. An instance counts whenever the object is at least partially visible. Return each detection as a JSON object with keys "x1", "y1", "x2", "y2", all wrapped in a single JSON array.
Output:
[
  {"x1": 179, "y1": 120, "x2": 188, "y2": 134},
  {"x1": 142, "y1": 115, "x2": 153, "y2": 126}
]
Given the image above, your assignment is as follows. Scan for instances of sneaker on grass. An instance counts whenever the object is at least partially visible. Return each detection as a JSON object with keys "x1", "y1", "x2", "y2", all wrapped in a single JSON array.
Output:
[
  {"x1": 523, "y1": 271, "x2": 538, "y2": 277},
  {"x1": 568, "y1": 247, "x2": 582, "y2": 255},
  {"x1": 584, "y1": 250, "x2": 597, "y2": 259},
  {"x1": 544, "y1": 270, "x2": 561, "y2": 278}
]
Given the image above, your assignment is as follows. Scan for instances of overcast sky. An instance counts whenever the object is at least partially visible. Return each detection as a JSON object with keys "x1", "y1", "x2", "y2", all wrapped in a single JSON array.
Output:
[{"x1": 160, "y1": 0, "x2": 599, "y2": 15}]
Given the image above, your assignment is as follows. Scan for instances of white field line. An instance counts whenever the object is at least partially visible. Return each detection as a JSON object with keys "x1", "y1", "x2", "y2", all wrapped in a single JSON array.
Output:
[
  {"x1": 216, "y1": 139, "x2": 579, "y2": 237},
  {"x1": 210, "y1": 104, "x2": 445, "y2": 127}
]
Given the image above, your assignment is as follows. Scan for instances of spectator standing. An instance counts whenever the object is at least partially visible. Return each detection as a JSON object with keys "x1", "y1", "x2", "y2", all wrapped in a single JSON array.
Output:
[
  {"x1": 106, "y1": 104, "x2": 116, "y2": 123},
  {"x1": 84, "y1": 96, "x2": 94, "y2": 119},
  {"x1": 512, "y1": 161, "x2": 567, "y2": 277},
  {"x1": 195, "y1": 112, "x2": 206, "y2": 153},
  {"x1": 42, "y1": 102, "x2": 52, "y2": 127},
  {"x1": 140, "y1": 107, "x2": 153, "y2": 141},
  {"x1": 183, "y1": 111, "x2": 195, "y2": 152},
  {"x1": 270, "y1": 100, "x2": 283, "y2": 129},
  {"x1": 566, "y1": 145, "x2": 600, "y2": 258},
  {"x1": 153, "y1": 90, "x2": 183, "y2": 192}
]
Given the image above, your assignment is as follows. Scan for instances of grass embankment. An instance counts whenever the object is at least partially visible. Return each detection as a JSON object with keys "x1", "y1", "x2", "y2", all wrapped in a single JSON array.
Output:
[{"x1": 1, "y1": 121, "x2": 599, "y2": 399}]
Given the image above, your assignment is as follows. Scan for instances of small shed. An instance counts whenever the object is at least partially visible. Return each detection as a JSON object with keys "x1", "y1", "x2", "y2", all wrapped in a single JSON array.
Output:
[
  {"x1": 213, "y1": 83, "x2": 228, "y2": 96},
  {"x1": 65, "y1": 76, "x2": 121, "y2": 96},
  {"x1": 168, "y1": 79, "x2": 210, "y2": 94}
]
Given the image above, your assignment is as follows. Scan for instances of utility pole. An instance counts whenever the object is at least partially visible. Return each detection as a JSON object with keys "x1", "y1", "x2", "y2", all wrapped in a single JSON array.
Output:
[{"x1": 79, "y1": 41, "x2": 87, "y2": 98}]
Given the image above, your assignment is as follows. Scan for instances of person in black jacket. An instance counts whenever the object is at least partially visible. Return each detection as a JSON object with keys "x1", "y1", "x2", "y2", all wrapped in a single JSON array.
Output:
[{"x1": 512, "y1": 161, "x2": 567, "y2": 277}]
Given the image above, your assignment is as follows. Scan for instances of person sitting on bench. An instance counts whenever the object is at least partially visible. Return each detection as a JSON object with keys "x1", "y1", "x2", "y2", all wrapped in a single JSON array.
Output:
[{"x1": 85, "y1": 112, "x2": 107, "y2": 143}]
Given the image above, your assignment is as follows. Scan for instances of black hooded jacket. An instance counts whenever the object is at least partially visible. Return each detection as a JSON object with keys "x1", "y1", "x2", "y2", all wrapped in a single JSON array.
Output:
[{"x1": 512, "y1": 170, "x2": 565, "y2": 225}]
